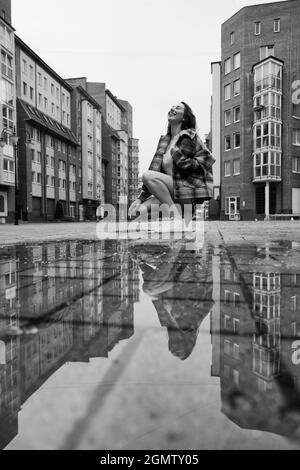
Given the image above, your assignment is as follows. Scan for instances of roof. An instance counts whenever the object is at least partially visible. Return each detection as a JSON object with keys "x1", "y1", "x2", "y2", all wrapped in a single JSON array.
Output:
[
  {"x1": 251, "y1": 55, "x2": 284, "y2": 71},
  {"x1": 15, "y1": 36, "x2": 73, "y2": 92},
  {"x1": 77, "y1": 86, "x2": 102, "y2": 111},
  {"x1": 105, "y1": 89, "x2": 126, "y2": 112},
  {"x1": 17, "y1": 99, "x2": 79, "y2": 145},
  {"x1": 222, "y1": 0, "x2": 289, "y2": 26}
]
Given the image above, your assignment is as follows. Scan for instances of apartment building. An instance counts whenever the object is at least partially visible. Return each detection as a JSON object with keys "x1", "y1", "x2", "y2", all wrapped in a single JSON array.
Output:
[
  {"x1": 66, "y1": 78, "x2": 103, "y2": 221},
  {"x1": 211, "y1": 0, "x2": 300, "y2": 220},
  {"x1": 15, "y1": 37, "x2": 80, "y2": 221},
  {"x1": 0, "y1": 3, "x2": 16, "y2": 223}
]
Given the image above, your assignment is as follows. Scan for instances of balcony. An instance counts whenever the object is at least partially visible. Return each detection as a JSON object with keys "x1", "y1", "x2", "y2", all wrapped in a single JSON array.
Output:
[
  {"x1": 0, "y1": 170, "x2": 15, "y2": 186},
  {"x1": 254, "y1": 74, "x2": 282, "y2": 94},
  {"x1": 253, "y1": 151, "x2": 281, "y2": 183}
]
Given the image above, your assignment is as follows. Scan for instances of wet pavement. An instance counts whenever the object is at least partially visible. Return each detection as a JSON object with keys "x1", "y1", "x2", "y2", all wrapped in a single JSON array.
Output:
[{"x1": 1, "y1": 231, "x2": 300, "y2": 449}]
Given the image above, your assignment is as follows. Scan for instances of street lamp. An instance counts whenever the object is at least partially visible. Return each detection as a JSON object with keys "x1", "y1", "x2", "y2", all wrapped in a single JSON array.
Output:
[{"x1": 0, "y1": 127, "x2": 33, "y2": 226}]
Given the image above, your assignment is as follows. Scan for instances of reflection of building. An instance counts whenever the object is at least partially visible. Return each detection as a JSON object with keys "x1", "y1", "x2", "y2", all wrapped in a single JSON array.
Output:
[
  {"x1": 212, "y1": 245, "x2": 300, "y2": 438},
  {"x1": 0, "y1": 2, "x2": 16, "y2": 223},
  {"x1": 128, "y1": 138, "x2": 140, "y2": 207},
  {"x1": 211, "y1": 0, "x2": 300, "y2": 220},
  {"x1": 15, "y1": 37, "x2": 79, "y2": 221},
  {"x1": 0, "y1": 239, "x2": 137, "y2": 449}
]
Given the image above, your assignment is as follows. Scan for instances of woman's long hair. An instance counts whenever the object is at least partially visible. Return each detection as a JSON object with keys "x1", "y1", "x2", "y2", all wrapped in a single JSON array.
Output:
[{"x1": 167, "y1": 102, "x2": 197, "y2": 136}]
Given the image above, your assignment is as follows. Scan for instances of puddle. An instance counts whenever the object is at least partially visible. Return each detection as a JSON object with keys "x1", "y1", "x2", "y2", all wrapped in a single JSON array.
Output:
[{"x1": 0, "y1": 239, "x2": 300, "y2": 449}]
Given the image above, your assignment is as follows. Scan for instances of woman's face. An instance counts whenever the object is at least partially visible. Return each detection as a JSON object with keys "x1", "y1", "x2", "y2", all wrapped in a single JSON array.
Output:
[{"x1": 168, "y1": 103, "x2": 185, "y2": 126}]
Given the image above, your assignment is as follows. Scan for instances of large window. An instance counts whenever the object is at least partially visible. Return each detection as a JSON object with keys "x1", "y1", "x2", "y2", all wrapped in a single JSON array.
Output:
[
  {"x1": 260, "y1": 45, "x2": 274, "y2": 61},
  {"x1": 0, "y1": 24, "x2": 13, "y2": 51},
  {"x1": 293, "y1": 130, "x2": 300, "y2": 146},
  {"x1": 254, "y1": 151, "x2": 281, "y2": 179},
  {"x1": 254, "y1": 60, "x2": 282, "y2": 93},
  {"x1": 254, "y1": 92, "x2": 281, "y2": 121},
  {"x1": 254, "y1": 122, "x2": 281, "y2": 150}
]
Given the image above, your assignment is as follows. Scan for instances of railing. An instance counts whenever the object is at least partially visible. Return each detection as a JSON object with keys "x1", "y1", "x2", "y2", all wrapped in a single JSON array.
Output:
[
  {"x1": 254, "y1": 74, "x2": 282, "y2": 94},
  {"x1": 0, "y1": 170, "x2": 15, "y2": 185}
]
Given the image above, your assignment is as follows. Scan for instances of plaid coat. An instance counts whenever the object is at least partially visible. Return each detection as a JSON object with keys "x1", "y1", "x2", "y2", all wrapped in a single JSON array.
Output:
[{"x1": 138, "y1": 129, "x2": 215, "y2": 205}]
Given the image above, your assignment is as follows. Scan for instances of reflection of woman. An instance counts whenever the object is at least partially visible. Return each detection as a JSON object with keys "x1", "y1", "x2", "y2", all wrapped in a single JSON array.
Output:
[
  {"x1": 134, "y1": 242, "x2": 214, "y2": 360},
  {"x1": 129, "y1": 102, "x2": 215, "y2": 224}
]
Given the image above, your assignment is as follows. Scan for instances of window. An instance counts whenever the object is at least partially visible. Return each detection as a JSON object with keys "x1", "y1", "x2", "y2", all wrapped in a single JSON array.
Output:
[
  {"x1": 255, "y1": 22, "x2": 261, "y2": 35},
  {"x1": 225, "y1": 136, "x2": 231, "y2": 151},
  {"x1": 38, "y1": 93, "x2": 42, "y2": 106},
  {"x1": 30, "y1": 87, "x2": 34, "y2": 100},
  {"x1": 37, "y1": 152, "x2": 41, "y2": 163},
  {"x1": 233, "y1": 344, "x2": 240, "y2": 360},
  {"x1": 225, "y1": 58, "x2": 231, "y2": 75},
  {"x1": 29, "y1": 65, "x2": 34, "y2": 79},
  {"x1": 44, "y1": 77, "x2": 47, "y2": 91},
  {"x1": 2, "y1": 106, "x2": 14, "y2": 130},
  {"x1": 225, "y1": 196, "x2": 240, "y2": 215},
  {"x1": 225, "y1": 110, "x2": 231, "y2": 126},
  {"x1": 51, "y1": 157, "x2": 55, "y2": 168},
  {"x1": 224, "y1": 340, "x2": 231, "y2": 356},
  {"x1": 274, "y1": 19, "x2": 280, "y2": 33},
  {"x1": 22, "y1": 59, "x2": 27, "y2": 74},
  {"x1": 234, "y1": 106, "x2": 240, "y2": 122},
  {"x1": 1, "y1": 51, "x2": 13, "y2": 79},
  {"x1": 224, "y1": 84, "x2": 231, "y2": 101},
  {"x1": 255, "y1": 122, "x2": 281, "y2": 150},
  {"x1": 233, "y1": 159, "x2": 240, "y2": 175},
  {"x1": 260, "y1": 45, "x2": 274, "y2": 61},
  {"x1": 37, "y1": 173, "x2": 42, "y2": 184},
  {"x1": 51, "y1": 176, "x2": 55, "y2": 187},
  {"x1": 254, "y1": 151, "x2": 281, "y2": 179},
  {"x1": 44, "y1": 97, "x2": 48, "y2": 109},
  {"x1": 233, "y1": 52, "x2": 240, "y2": 70},
  {"x1": 230, "y1": 32, "x2": 235, "y2": 45},
  {"x1": 293, "y1": 130, "x2": 300, "y2": 146},
  {"x1": 292, "y1": 157, "x2": 300, "y2": 173},
  {"x1": 38, "y1": 72, "x2": 42, "y2": 86},
  {"x1": 224, "y1": 161, "x2": 231, "y2": 176},
  {"x1": 51, "y1": 83, "x2": 54, "y2": 96},
  {"x1": 233, "y1": 79, "x2": 240, "y2": 96},
  {"x1": 23, "y1": 82, "x2": 27, "y2": 96},
  {"x1": 234, "y1": 133, "x2": 241, "y2": 148}
]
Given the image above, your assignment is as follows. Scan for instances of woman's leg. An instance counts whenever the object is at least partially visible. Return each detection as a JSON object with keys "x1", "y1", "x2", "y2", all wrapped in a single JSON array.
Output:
[{"x1": 142, "y1": 171, "x2": 182, "y2": 220}]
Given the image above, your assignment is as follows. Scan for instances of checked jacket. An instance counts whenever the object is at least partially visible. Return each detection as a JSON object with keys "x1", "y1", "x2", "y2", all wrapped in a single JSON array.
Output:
[{"x1": 138, "y1": 129, "x2": 216, "y2": 205}]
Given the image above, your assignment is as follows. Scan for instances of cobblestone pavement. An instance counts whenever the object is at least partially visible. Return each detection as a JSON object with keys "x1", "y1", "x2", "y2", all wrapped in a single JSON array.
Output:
[{"x1": 0, "y1": 220, "x2": 300, "y2": 246}]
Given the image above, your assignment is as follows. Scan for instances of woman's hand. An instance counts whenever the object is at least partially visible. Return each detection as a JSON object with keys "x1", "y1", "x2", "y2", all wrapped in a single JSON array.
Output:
[{"x1": 128, "y1": 199, "x2": 142, "y2": 218}]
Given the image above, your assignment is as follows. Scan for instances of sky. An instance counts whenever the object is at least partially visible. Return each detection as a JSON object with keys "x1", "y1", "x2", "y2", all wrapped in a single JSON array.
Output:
[{"x1": 12, "y1": 0, "x2": 283, "y2": 173}]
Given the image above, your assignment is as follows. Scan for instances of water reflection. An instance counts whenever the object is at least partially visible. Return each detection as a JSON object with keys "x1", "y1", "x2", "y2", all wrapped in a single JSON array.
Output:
[
  {"x1": 132, "y1": 242, "x2": 214, "y2": 360},
  {"x1": 0, "y1": 239, "x2": 300, "y2": 448},
  {"x1": 213, "y1": 244, "x2": 300, "y2": 440}
]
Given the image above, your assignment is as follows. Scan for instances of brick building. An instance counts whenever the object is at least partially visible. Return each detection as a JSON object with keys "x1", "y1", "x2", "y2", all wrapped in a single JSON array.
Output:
[
  {"x1": 15, "y1": 37, "x2": 80, "y2": 221},
  {"x1": 211, "y1": 0, "x2": 300, "y2": 220}
]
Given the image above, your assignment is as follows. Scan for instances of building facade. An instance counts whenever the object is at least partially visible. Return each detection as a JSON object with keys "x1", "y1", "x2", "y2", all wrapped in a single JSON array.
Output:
[
  {"x1": 128, "y1": 138, "x2": 140, "y2": 207},
  {"x1": 0, "y1": 4, "x2": 16, "y2": 223},
  {"x1": 66, "y1": 78, "x2": 103, "y2": 221},
  {"x1": 15, "y1": 37, "x2": 80, "y2": 222},
  {"x1": 211, "y1": 0, "x2": 300, "y2": 220}
]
